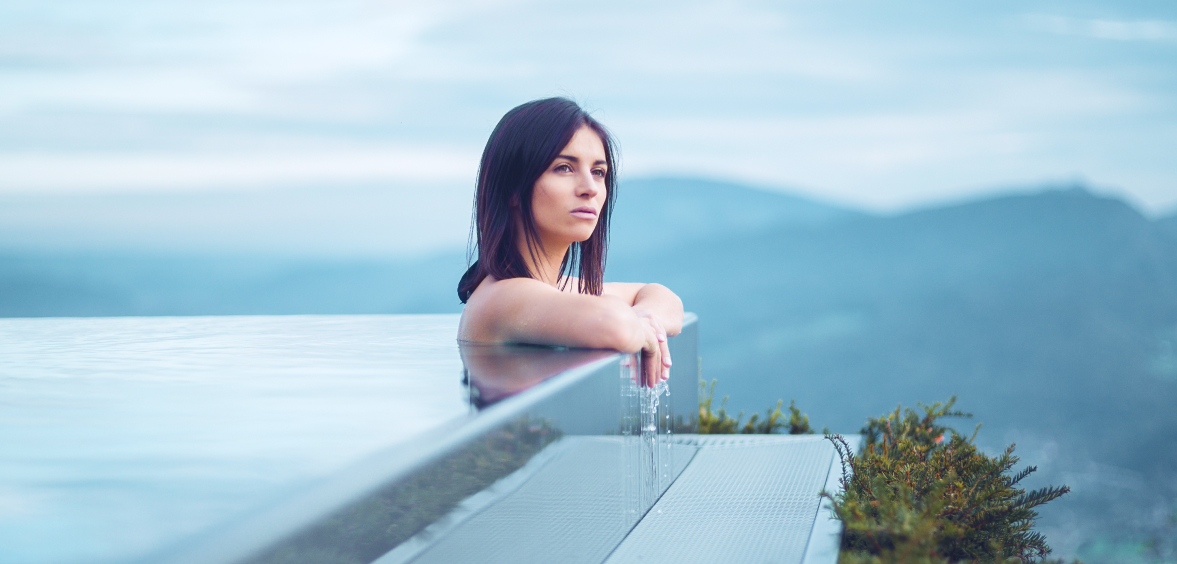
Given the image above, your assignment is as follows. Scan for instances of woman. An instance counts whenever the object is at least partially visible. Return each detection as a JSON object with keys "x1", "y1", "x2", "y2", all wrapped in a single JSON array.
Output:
[{"x1": 457, "y1": 98, "x2": 683, "y2": 387}]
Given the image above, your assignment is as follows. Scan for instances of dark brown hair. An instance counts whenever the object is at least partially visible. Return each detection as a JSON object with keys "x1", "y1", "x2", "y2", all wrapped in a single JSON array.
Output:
[{"x1": 458, "y1": 98, "x2": 617, "y2": 303}]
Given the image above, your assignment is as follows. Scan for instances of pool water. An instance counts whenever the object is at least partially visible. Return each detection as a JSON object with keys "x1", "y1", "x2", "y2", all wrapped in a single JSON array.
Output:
[{"x1": 0, "y1": 315, "x2": 471, "y2": 564}]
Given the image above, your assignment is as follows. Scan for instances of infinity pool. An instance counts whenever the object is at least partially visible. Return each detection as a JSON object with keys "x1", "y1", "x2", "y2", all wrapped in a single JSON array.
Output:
[{"x1": 0, "y1": 315, "x2": 475, "y2": 564}]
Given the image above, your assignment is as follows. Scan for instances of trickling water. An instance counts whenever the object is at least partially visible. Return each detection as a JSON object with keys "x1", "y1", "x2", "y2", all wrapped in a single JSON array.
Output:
[
  {"x1": 661, "y1": 383, "x2": 673, "y2": 493},
  {"x1": 621, "y1": 354, "x2": 673, "y2": 526},
  {"x1": 643, "y1": 379, "x2": 671, "y2": 502}
]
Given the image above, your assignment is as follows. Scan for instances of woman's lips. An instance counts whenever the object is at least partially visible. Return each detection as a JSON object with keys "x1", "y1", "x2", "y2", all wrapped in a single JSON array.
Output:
[{"x1": 570, "y1": 207, "x2": 598, "y2": 219}]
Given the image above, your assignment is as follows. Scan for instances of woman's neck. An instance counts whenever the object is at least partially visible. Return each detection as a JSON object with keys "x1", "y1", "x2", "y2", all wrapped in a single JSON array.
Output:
[{"x1": 518, "y1": 235, "x2": 569, "y2": 288}]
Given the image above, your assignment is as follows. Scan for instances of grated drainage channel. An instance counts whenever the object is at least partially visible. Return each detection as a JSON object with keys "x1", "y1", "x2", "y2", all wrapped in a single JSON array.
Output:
[
  {"x1": 605, "y1": 435, "x2": 848, "y2": 564},
  {"x1": 375, "y1": 437, "x2": 698, "y2": 564}
]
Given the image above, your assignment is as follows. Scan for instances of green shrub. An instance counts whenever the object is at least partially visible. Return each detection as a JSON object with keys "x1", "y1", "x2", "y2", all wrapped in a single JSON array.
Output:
[
  {"x1": 696, "y1": 379, "x2": 812, "y2": 435},
  {"x1": 823, "y1": 397, "x2": 1073, "y2": 563}
]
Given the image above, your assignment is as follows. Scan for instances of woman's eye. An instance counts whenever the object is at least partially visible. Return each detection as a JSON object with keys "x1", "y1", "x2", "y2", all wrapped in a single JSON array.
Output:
[
  {"x1": 554, "y1": 164, "x2": 572, "y2": 173},
  {"x1": 592, "y1": 168, "x2": 606, "y2": 177}
]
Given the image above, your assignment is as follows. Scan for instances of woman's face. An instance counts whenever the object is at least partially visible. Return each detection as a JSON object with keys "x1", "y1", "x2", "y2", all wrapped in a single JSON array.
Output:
[{"x1": 530, "y1": 125, "x2": 608, "y2": 247}]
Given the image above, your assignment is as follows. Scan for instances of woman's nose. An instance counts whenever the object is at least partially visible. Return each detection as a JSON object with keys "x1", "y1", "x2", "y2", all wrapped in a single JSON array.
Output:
[{"x1": 577, "y1": 172, "x2": 600, "y2": 198}]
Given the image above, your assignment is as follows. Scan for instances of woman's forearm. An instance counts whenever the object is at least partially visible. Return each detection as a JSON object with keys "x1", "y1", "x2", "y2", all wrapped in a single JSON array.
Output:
[{"x1": 632, "y1": 283, "x2": 684, "y2": 336}]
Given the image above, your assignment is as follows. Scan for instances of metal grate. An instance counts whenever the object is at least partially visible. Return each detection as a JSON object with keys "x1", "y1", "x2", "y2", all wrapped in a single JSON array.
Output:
[
  {"x1": 393, "y1": 437, "x2": 697, "y2": 564},
  {"x1": 605, "y1": 435, "x2": 835, "y2": 564}
]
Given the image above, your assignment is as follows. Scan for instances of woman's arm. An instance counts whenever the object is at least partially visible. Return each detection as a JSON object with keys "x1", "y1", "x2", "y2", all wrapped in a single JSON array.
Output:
[
  {"x1": 603, "y1": 282, "x2": 684, "y2": 336},
  {"x1": 462, "y1": 277, "x2": 645, "y2": 350},
  {"x1": 460, "y1": 277, "x2": 680, "y2": 386}
]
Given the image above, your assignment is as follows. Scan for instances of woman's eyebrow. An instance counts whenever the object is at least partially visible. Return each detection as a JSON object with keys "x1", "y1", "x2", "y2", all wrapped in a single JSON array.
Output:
[{"x1": 555, "y1": 155, "x2": 607, "y2": 166}]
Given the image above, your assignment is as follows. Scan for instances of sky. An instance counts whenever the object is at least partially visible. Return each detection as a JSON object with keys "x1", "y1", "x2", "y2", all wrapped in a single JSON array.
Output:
[{"x1": 1, "y1": 0, "x2": 1175, "y2": 214}]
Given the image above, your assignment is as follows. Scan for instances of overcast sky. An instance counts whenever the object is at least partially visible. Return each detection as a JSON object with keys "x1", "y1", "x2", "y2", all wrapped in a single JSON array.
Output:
[{"x1": 2, "y1": 0, "x2": 1175, "y2": 213}]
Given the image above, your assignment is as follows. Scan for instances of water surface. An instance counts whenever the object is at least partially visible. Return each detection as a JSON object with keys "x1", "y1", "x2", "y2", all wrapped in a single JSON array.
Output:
[{"x1": 0, "y1": 314, "x2": 468, "y2": 564}]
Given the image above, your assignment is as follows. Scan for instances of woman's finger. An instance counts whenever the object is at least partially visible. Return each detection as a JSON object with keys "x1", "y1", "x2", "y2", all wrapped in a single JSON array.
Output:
[
  {"x1": 646, "y1": 316, "x2": 671, "y2": 382},
  {"x1": 659, "y1": 337, "x2": 671, "y2": 382},
  {"x1": 645, "y1": 316, "x2": 667, "y2": 383},
  {"x1": 644, "y1": 323, "x2": 661, "y2": 388},
  {"x1": 645, "y1": 347, "x2": 658, "y2": 388}
]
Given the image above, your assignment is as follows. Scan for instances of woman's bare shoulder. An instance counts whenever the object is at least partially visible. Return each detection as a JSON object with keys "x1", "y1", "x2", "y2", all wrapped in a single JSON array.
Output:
[{"x1": 458, "y1": 276, "x2": 556, "y2": 342}]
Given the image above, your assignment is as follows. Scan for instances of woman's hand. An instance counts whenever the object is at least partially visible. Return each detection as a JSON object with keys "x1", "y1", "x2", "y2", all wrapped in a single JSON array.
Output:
[
  {"x1": 634, "y1": 307, "x2": 671, "y2": 388},
  {"x1": 601, "y1": 282, "x2": 683, "y2": 387},
  {"x1": 603, "y1": 282, "x2": 684, "y2": 337}
]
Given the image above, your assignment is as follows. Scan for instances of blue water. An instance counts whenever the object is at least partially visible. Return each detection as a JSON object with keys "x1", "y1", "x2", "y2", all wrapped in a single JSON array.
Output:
[{"x1": 0, "y1": 314, "x2": 469, "y2": 564}]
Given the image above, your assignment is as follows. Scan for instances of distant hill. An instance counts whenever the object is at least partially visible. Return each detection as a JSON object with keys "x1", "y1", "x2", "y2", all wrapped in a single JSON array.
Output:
[
  {"x1": 1159, "y1": 212, "x2": 1177, "y2": 241},
  {"x1": 0, "y1": 176, "x2": 857, "y2": 318},
  {"x1": 612, "y1": 187, "x2": 1177, "y2": 437},
  {"x1": 0, "y1": 252, "x2": 467, "y2": 318},
  {"x1": 609, "y1": 177, "x2": 863, "y2": 253}
]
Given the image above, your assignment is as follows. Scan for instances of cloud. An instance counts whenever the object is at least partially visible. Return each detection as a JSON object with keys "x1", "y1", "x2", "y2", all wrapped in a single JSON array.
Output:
[
  {"x1": 0, "y1": 0, "x2": 480, "y2": 116},
  {"x1": 1024, "y1": 14, "x2": 1177, "y2": 43},
  {"x1": 1, "y1": 0, "x2": 1175, "y2": 213},
  {"x1": 0, "y1": 146, "x2": 479, "y2": 193},
  {"x1": 0, "y1": 69, "x2": 258, "y2": 115}
]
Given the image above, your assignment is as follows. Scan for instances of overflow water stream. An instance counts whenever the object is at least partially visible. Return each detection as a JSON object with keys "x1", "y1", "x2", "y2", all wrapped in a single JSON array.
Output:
[{"x1": 621, "y1": 355, "x2": 674, "y2": 527}]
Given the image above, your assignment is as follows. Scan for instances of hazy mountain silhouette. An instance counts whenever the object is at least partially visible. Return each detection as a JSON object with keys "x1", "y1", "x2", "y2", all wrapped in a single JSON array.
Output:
[
  {"x1": 1158, "y1": 212, "x2": 1177, "y2": 241},
  {"x1": 0, "y1": 252, "x2": 467, "y2": 317},
  {"x1": 3, "y1": 179, "x2": 1175, "y2": 559},
  {"x1": 0, "y1": 177, "x2": 853, "y2": 318},
  {"x1": 610, "y1": 177, "x2": 863, "y2": 252}
]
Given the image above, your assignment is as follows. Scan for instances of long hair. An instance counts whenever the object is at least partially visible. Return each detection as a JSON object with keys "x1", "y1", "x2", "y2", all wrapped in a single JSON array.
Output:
[{"x1": 457, "y1": 98, "x2": 617, "y2": 303}]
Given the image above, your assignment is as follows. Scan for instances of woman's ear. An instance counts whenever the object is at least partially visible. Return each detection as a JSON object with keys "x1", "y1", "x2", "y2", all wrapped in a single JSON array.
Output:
[{"x1": 509, "y1": 194, "x2": 520, "y2": 208}]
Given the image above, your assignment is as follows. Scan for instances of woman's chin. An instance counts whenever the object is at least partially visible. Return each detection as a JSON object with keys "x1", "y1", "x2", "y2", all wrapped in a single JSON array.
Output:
[
  {"x1": 543, "y1": 222, "x2": 597, "y2": 245},
  {"x1": 564, "y1": 226, "x2": 598, "y2": 243}
]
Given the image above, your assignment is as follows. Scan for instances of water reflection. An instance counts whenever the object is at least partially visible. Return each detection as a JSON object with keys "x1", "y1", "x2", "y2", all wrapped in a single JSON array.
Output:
[{"x1": 459, "y1": 342, "x2": 615, "y2": 408}]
